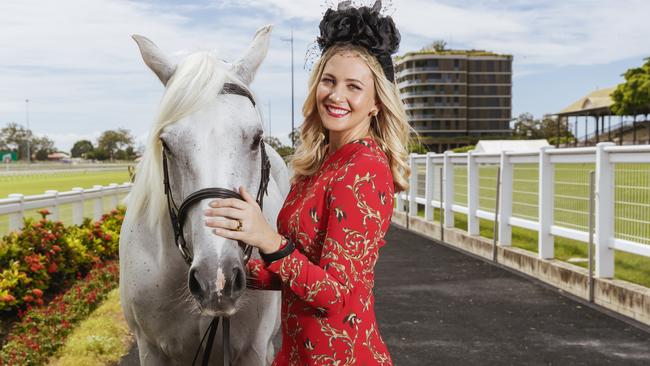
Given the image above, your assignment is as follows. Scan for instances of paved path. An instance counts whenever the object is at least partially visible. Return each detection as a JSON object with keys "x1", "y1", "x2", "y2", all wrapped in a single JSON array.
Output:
[{"x1": 121, "y1": 223, "x2": 650, "y2": 365}]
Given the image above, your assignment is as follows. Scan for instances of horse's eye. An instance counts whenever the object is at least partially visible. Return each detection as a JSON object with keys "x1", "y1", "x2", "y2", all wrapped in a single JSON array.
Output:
[{"x1": 251, "y1": 132, "x2": 263, "y2": 150}]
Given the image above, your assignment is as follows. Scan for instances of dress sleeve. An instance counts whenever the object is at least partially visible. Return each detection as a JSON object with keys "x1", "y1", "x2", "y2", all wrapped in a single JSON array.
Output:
[
  {"x1": 265, "y1": 155, "x2": 394, "y2": 315},
  {"x1": 246, "y1": 259, "x2": 282, "y2": 291}
]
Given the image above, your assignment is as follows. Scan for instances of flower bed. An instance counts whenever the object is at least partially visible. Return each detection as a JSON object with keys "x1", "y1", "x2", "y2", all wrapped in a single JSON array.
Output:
[
  {"x1": 0, "y1": 260, "x2": 120, "y2": 365},
  {"x1": 0, "y1": 208, "x2": 124, "y2": 313},
  {"x1": 0, "y1": 207, "x2": 125, "y2": 364}
]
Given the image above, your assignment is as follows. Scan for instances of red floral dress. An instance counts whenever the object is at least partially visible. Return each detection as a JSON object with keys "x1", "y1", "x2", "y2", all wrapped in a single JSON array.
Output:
[{"x1": 247, "y1": 136, "x2": 394, "y2": 366}]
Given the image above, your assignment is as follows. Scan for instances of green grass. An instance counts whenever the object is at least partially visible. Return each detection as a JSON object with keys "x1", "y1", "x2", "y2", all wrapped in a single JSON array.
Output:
[
  {"x1": 0, "y1": 170, "x2": 130, "y2": 235},
  {"x1": 48, "y1": 289, "x2": 132, "y2": 366},
  {"x1": 0, "y1": 171, "x2": 130, "y2": 198},
  {"x1": 412, "y1": 203, "x2": 650, "y2": 289}
]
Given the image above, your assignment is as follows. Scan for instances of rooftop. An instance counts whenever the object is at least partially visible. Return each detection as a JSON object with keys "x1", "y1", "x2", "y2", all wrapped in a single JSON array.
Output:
[
  {"x1": 555, "y1": 87, "x2": 616, "y2": 116},
  {"x1": 395, "y1": 48, "x2": 512, "y2": 62}
]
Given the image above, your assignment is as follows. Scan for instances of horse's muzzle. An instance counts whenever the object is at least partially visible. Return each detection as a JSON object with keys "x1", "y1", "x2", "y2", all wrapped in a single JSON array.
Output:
[{"x1": 188, "y1": 258, "x2": 245, "y2": 313}]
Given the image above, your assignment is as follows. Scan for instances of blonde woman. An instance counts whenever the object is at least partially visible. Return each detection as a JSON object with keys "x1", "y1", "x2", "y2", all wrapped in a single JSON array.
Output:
[{"x1": 204, "y1": 1, "x2": 411, "y2": 364}]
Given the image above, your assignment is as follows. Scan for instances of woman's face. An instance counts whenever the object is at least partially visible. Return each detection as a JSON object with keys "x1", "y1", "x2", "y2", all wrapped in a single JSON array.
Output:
[{"x1": 316, "y1": 50, "x2": 379, "y2": 136}]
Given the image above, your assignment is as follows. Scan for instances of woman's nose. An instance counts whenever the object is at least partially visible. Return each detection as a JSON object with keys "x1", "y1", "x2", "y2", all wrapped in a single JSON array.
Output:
[{"x1": 328, "y1": 89, "x2": 346, "y2": 103}]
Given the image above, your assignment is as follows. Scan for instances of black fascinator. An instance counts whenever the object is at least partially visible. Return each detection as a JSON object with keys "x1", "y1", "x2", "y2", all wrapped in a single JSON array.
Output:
[{"x1": 317, "y1": 0, "x2": 401, "y2": 82}]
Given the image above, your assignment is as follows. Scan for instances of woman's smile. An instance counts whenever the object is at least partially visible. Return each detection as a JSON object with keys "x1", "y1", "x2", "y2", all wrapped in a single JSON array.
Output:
[{"x1": 324, "y1": 104, "x2": 351, "y2": 118}]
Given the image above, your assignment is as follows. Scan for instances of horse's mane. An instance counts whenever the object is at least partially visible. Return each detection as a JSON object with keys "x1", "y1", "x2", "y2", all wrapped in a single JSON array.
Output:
[{"x1": 127, "y1": 51, "x2": 245, "y2": 228}]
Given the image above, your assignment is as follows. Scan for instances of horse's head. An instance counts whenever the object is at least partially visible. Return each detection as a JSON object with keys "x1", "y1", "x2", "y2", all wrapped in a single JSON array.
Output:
[{"x1": 132, "y1": 25, "x2": 272, "y2": 316}]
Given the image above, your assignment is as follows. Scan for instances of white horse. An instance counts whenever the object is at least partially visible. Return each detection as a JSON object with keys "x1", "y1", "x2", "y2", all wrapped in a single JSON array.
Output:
[{"x1": 119, "y1": 25, "x2": 288, "y2": 365}]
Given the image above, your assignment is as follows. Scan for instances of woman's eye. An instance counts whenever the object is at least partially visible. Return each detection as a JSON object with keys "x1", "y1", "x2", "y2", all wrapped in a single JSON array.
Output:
[
  {"x1": 349, "y1": 84, "x2": 361, "y2": 91},
  {"x1": 322, "y1": 78, "x2": 334, "y2": 85}
]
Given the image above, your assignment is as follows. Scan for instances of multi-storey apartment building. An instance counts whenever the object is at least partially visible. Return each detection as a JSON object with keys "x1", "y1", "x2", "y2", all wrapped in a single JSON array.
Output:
[{"x1": 395, "y1": 49, "x2": 513, "y2": 152}]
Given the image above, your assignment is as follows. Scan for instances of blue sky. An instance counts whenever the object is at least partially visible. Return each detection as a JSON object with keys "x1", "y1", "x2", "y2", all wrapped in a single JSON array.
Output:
[{"x1": 1, "y1": 0, "x2": 649, "y2": 151}]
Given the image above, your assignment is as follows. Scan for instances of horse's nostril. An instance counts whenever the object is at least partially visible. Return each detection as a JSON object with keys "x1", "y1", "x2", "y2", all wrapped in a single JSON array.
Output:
[{"x1": 188, "y1": 268, "x2": 203, "y2": 300}]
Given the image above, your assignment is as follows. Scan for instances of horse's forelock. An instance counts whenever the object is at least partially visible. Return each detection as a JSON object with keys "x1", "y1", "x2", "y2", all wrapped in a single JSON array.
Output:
[{"x1": 128, "y1": 51, "x2": 251, "y2": 229}]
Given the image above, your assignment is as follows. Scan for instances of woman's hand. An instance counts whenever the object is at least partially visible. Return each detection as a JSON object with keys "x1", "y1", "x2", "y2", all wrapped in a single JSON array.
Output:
[{"x1": 204, "y1": 186, "x2": 283, "y2": 254}]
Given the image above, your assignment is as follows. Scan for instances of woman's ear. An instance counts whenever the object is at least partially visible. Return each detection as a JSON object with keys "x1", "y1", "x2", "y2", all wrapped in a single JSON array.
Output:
[{"x1": 368, "y1": 102, "x2": 382, "y2": 117}]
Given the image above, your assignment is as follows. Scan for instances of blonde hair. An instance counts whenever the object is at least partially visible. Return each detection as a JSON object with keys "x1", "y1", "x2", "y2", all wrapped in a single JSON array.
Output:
[{"x1": 289, "y1": 44, "x2": 413, "y2": 192}]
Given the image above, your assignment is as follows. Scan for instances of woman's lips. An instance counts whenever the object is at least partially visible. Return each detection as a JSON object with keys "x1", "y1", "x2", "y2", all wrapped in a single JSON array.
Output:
[{"x1": 325, "y1": 104, "x2": 350, "y2": 118}]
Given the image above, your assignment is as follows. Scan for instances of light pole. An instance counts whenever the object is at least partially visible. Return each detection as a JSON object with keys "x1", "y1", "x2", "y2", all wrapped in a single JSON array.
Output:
[
  {"x1": 25, "y1": 99, "x2": 30, "y2": 164},
  {"x1": 281, "y1": 30, "x2": 295, "y2": 148}
]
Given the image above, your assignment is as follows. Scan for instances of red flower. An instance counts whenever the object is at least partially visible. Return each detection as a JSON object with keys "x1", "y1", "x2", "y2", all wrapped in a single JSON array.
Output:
[
  {"x1": 0, "y1": 294, "x2": 16, "y2": 302},
  {"x1": 25, "y1": 254, "x2": 44, "y2": 272},
  {"x1": 47, "y1": 262, "x2": 58, "y2": 274},
  {"x1": 35, "y1": 298, "x2": 43, "y2": 306},
  {"x1": 32, "y1": 289, "x2": 43, "y2": 298},
  {"x1": 104, "y1": 234, "x2": 112, "y2": 241},
  {"x1": 52, "y1": 245, "x2": 62, "y2": 253},
  {"x1": 23, "y1": 295, "x2": 34, "y2": 303}
]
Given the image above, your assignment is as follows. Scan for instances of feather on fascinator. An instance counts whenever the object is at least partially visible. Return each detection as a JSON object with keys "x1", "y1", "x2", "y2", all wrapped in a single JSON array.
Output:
[{"x1": 316, "y1": 0, "x2": 401, "y2": 82}]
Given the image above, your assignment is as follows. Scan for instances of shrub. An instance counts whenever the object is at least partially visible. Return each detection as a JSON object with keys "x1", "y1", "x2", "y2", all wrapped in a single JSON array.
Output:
[
  {"x1": 0, "y1": 208, "x2": 124, "y2": 313},
  {"x1": 0, "y1": 260, "x2": 120, "y2": 365}
]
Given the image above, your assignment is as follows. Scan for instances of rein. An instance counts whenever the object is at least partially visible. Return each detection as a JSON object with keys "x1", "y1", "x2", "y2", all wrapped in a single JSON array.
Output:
[{"x1": 161, "y1": 82, "x2": 271, "y2": 366}]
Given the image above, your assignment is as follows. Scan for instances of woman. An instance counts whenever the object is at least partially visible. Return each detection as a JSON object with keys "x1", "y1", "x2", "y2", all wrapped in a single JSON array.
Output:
[{"x1": 204, "y1": 1, "x2": 411, "y2": 364}]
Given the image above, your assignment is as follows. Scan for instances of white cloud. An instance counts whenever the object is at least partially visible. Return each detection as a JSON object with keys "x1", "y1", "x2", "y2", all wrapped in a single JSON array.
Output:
[
  {"x1": 257, "y1": 0, "x2": 650, "y2": 66},
  {"x1": 1, "y1": 0, "x2": 649, "y2": 153}
]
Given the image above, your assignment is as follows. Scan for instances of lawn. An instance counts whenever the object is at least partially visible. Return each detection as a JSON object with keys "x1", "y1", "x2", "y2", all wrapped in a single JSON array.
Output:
[{"x1": 0, "y1": 170, "x2": 130, "y2": 198}]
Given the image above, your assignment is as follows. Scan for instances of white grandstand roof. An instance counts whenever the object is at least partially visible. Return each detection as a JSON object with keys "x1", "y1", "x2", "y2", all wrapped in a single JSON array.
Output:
[{"x1": 474, "y1": 139, "x2": 550, "y2": 154}]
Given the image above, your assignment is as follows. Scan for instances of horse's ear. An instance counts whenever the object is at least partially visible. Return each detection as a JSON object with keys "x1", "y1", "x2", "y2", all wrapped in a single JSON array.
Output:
[
  {"x1": 132, "y1": 35, "x2": 175, "y2": 86},
  {"x1": 233, "y1": 25, "x2": 273, "y2": 85}
]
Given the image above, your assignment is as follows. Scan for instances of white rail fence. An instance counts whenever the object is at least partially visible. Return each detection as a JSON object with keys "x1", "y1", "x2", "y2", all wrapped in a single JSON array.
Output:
[
  {"x1": 396, "y1": 142, "x2": 650, "y2": 278},
  {"x1": 0, "y1": 183, "x2": 132, "y2": 232}
]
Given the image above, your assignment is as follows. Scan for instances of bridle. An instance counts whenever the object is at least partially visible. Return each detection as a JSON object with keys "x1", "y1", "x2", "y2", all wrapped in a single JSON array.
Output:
[{"x1": 161, "y1": 82, "x2": 271, "y2": 366}]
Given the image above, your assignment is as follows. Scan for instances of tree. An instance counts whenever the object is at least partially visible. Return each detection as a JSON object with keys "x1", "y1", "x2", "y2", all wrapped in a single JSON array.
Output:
[
  {"x1": 512, "y1": 113, "x2": 573, "y2": 141},
  {"x1": 263, "y1": 135, "x2": 294, "y2": 161},
  {"x1": 263, "y1": 136, "x2": 283, "y2": 150},
  {"x1": 422, "y1": 40, "x2": 447, "y2": 52},
  {"x1": 431, "y1": 40, "x2": 447, "y2": 52},
  {"x1": 97, "y1": 128, "x2": 134, "y2": 161},
  {"x1": 408, "y1": 138, "x2": 428, "y2": 154},
  {"x1": 611, "y1": 58, "x2": 650, "y2": 117},
  {"x1": 71, "y1": 140, "x2": 94, "y2": 158},
  {"x1": 31, "y1": 136, "x2": 55, "y2": 161},
  {"x1": 512, "y1": 113, "x2": 542, "y2": 138},
  {"x1": 0, "y1": 123, "x2": 32, "y2": 160}
]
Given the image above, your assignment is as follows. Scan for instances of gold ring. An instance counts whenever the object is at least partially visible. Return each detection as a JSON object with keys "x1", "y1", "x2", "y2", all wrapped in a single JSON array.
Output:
[{"x1": 235, "y1": 219, "x2": 243, "y2": 231}]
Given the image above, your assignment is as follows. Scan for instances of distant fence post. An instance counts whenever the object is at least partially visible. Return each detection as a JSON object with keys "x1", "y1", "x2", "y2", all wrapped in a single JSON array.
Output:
[
  {"x1": 93, "y1": 185, "x2": 103, "y2": 221},
  {"x1": 409, "y1": 154, "x2": 418, "y2": 217},
  {"x1": 467, "y1": 151, "x2": 479, "y2": 235},
  {"x1": 538, "y1": 146, "x2": 554, "y2": 259},
  {"x1": 8, "y1": 194, "x2": 24, "y2": 231},
  {"x1": 72, "y1": 187, "x2": 84, "y2": 225},
  {"x1": 45, "y1": 190, "x2": 59, "y2": 221},
  {"x1": 498, "y1": 151, "x2": 513, "y2": 246},
  {"x1": 108, "y1": 183, "x2": 119, "y2": 208},
  {"x1": 595, "y1": 142, "x2": 615, "y2": 278},
  {"x1": 443, "y1": 151, "x2": 454, "y2": 228},
  {"x1": 424, "y1": 152, "x2": 435, "y2": 221}
]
